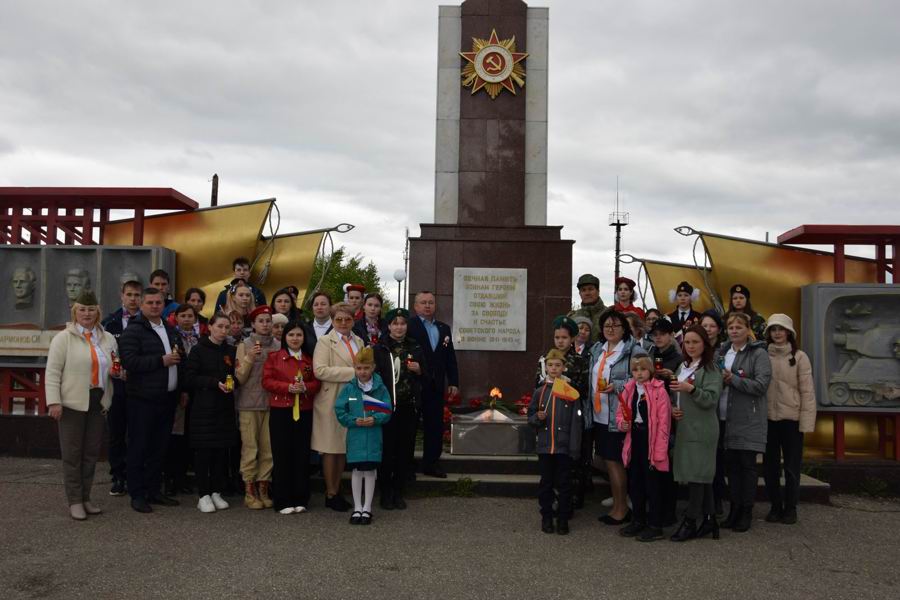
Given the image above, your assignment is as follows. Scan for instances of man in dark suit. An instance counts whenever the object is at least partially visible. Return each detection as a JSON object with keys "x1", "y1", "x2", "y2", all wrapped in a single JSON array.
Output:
[
  {"x1": 118, "y1": 287, "x2": 184, "y2": 513},
  {"x1": 100, "y1": 278, "x2": 143, "y2": 496},
  {"x1": 406, "y1": 291, "x2": 459, "y2": 478}
]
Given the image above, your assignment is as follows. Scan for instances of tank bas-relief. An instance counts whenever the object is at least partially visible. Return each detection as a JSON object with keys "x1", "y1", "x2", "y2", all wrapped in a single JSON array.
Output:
[{"x1": 826, "y1": 295, "x2": 900, "y2": 408}]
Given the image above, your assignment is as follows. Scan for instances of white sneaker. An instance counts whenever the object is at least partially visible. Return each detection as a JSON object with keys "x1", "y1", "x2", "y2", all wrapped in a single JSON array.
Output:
[
  {"x1": 278, "y1": 507, "x2": 294, "y2": 515},
  {"x1": 293, "y1": 506, "x2": 307, "y2": 513},
  {"x1": 601, "y1": 496, "x2": 614, "y2": 508},
  {"x1": 197, "y1": 495, "x2": 216, "y2": 513},
  {"x1": 211, "y1": 493, "x2": 229, "y2": 510}
]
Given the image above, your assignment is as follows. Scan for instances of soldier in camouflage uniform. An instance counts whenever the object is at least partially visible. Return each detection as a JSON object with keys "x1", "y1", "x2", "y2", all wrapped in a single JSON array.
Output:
[
  {"x1": 373, "y1": 308, "x2": 428, "y2": 510},
  {"x1": 534, "y1": 315, "x2": 593, "y2": 509},
  {"x1": 568, "y1": 274, "x2": 607, "y2": 344}
]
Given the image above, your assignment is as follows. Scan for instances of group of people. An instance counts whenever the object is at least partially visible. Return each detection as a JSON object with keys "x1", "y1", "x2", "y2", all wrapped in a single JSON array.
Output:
[
  {"x1": 43, "y1": 258, "x2": 816, "y2": 541},
  {"x1": 528, "y1": 273, "x2": 816, "y2": 539},
  {"x1": 45, "y1": 257, "x2": 458, "y2": 523}
]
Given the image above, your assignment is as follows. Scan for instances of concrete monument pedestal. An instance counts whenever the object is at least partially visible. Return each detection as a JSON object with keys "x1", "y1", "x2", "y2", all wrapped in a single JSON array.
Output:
[{"x1": 409, "y1": 0, "x2": 572, "y2": 403}]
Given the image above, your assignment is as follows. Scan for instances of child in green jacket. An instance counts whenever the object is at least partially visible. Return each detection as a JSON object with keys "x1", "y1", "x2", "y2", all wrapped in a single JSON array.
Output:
[{"x1": 335, "y1": 347, "x2": 392, "y2": 525}]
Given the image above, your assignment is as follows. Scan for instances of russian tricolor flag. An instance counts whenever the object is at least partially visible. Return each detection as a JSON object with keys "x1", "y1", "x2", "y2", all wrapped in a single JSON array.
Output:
[{"x1": 363, "y1": 394, "x2": 392, "y2": 415}]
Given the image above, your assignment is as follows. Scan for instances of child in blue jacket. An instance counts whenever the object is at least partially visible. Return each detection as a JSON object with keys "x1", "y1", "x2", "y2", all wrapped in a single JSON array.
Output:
[{"x1": 335, "y1": 346, "x2": 392, "y2": 525}]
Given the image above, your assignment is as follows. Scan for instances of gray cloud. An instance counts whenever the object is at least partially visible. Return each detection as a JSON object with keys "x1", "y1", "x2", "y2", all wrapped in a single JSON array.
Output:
[{"x1": 1, "y1": 0, "x2": 897, "y2": 309}]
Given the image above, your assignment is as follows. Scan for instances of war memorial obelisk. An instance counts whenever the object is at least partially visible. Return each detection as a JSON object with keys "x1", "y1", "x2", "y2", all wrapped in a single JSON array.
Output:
[{"x1": 408, "y1": 0, "x2": 573, "y2": 400}]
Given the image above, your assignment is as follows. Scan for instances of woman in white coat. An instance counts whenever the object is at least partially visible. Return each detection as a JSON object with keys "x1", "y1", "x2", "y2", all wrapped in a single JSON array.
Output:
[
  {"x1": 46, "y1": 291, "x2": 119, "y2": 520},
  {"x1": 312, "y1": 302, "x2": 365, "y2": 511}
]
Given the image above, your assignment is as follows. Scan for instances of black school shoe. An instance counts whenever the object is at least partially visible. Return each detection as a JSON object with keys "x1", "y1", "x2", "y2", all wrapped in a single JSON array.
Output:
[
  {"x1": 619, "y1": 521, "x2": 645, "y2": 538},
  {"x1": 392, "y1": 494, "x2": 407, "y2": 510},
  {"x1": 109, "y1": 478, "x2": 127, "y2": 496},
  {"x1": 148, "y1": 494, "x2": 179, "y2": 507},
  {"x1": 781, "y1": 507, "x2": 798, "y2": 525},
  {"x1": 350, "y1": 511, "x2": 362, "y2": 525},
  {"x1": 130, "y1": 498, "x2": 152, "y2": 513},
  {"x1": 765, "y1": 505, "x2": 783, "y2": 523},
  {"x1": 541, "y1": 517, "x2": 555, "y2": 534},
  {"x1": 360, "y1": 511, "x2": 372, "y2": 525},
  {"x1": 326, "y1": 495, "x2": 351, "y2": 512},
  {"x1": 556, "y1": 519, "x2": 569, "y2": 535},
  {"x1": 599, "y1": 509, "x2": 632, "y2": 525},
  {"x1": 380, "y1": 493, "x2": 395, "y2": 511},
  {"x1": 637, "y1": 527, "x2": 664, "y2": 542}
]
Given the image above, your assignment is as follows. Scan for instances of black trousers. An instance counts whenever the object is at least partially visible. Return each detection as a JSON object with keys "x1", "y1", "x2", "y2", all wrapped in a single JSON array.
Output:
[
  {"x1": 628, "y1": 426, "x2": 663, "y2": 528},
  {"x1": 764, "y1": 420, "x2": 804, "y2": 511},
  {"x1": 164, "y1": 434, "x2": 190, "y2": 487},
  {"x1": 380, "y1": 404, "x2": 418, "y2": 495},
  {"x1": 107, "y1": 388, "x2": 128, "y2": 481},
  {"x1": 421, "y1": 389, "x2": 444, "y2": 467},
  {"x1": 269, "y1": 407, "x2": 313, "y2": 511},
  {"x1": 538, "y1": 454, "x2": 573, "y2": 519},
  {"x1": 726, "y1": 448, "x2": 759, "y2": 509},
  {"x1": 126, "y1": 394, "x2": 176, "y2": 501},
  {"x1": 686, "y1": 483, "x2": 714, "y2": 521},
  {"x1": 713, "y1": 420, "x2": 727, "y2": 506},
  {"x1": 194, "y1": 447, "x2": 227, "y2": 497}
]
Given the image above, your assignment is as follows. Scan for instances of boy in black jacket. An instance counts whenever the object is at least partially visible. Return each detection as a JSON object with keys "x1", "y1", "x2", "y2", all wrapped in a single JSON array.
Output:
[{"x1": 528, "y1": 349, "x2": 582, "y2": 535}]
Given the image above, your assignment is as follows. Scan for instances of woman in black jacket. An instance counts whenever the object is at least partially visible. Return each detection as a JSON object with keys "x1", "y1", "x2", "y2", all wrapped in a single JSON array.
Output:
[
  {"x1": 373, "y1": 308, "x2": 428, "y2": 510},
  {"x1": 185, "y1": 312, "x2": 239, "y2": 514}
]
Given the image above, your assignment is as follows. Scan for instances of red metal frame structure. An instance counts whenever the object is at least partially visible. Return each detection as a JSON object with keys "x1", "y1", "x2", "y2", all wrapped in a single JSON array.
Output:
[
  {"x1": 0, "y1": 187, "x2": 198, "y2": 246},
  {"x1": 779, "y1": 224, "x2": 900, "y2": 461},
  {"x1": 0, "y1": 187, "x2": 198, "y2": 416}
]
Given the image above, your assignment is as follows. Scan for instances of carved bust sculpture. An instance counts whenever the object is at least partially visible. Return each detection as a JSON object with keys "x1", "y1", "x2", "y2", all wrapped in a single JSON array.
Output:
[
  {"x1": 12, "y1": 266, "x2": 37, "y2": 309},
  {"x1": 65, "y1": 268, "x2": 92, "y2": 305}
]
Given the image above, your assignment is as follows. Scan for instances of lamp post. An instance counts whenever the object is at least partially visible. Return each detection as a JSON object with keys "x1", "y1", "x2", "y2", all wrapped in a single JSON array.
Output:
[{"x1": 393, "y1": 269, "x2": 407, "y2": 309}]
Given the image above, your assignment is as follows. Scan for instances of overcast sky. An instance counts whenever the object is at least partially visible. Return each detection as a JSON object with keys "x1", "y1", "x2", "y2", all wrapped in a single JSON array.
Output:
[{"x1": 2, "y1": 0, "x2": 898, "y2": 306}]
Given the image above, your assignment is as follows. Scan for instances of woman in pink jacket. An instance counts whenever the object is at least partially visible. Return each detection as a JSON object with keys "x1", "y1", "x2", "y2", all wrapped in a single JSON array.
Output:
[{"x1": 616, "y1": 356, "x2": 672, "y2": 542}]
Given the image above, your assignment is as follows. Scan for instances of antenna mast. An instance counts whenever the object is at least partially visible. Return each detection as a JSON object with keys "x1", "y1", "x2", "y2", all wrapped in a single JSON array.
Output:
[{"x1": 608, "y1": 176, "x2": 629, "y2": 280}]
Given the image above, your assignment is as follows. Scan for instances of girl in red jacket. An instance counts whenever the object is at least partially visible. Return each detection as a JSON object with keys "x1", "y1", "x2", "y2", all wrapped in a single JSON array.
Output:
[
  {"x1": 616, "y1": 356, "x2": 672, "y2": 542},
  {"x1": 262, "y1": 320, "x2": 321, "y2": 514}
]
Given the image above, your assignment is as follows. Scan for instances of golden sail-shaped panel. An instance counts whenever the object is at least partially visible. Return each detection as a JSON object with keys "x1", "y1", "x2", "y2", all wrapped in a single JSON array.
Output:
[
  {"x1": 642, "y1": 259, "x2": 716, "y2": 314},
  {"x1": 700, "y1": 232, "x2": 878, "y2": 336},
  {"x1": 103, "y1": 200, "x2": 274, "y2": 314},
  {"x1": 253, "y1": 231, "x2": 324, "y2": 308}
]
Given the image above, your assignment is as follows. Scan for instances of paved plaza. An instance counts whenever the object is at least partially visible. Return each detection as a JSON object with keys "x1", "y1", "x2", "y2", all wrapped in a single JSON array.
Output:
[{"x1": 1, "y1": 457, "x2": 898, "y2": 599}]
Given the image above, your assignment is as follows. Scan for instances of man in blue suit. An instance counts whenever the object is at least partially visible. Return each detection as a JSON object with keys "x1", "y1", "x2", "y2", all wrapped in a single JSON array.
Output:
[{"x1": 406, "y1": 291, "x2": 459, "y2": 478}]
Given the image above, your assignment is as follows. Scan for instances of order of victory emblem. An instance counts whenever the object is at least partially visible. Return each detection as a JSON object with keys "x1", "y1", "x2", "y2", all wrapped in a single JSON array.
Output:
[{"x1": 459, "y1": 29, "x2": 528, "y2": 99}]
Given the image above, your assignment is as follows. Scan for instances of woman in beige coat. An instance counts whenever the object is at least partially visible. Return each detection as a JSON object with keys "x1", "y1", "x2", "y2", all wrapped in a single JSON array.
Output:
[
  {"x1": 763, "y1": 313, "x2": 815, "y2": 525},
  {"x1": 313, "y1": 302, "x2": 364, "y2": 511},
  {"x1": 46, "y1": 292, "x2": 119, "y2": 520}
]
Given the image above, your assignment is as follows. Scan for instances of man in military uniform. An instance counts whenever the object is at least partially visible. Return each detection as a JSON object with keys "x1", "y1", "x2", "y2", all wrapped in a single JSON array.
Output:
[{"x1": 568, "y1": 274, "x2": 606, "y2": 344}]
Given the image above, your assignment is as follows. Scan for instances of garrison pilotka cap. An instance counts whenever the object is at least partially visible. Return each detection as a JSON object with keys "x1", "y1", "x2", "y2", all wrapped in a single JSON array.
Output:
[
  {"x1": 74, "y1": 291, "x2": 99, "y2": 306},
  {"x1": 354, "y1": 346, "x2": 375, "y2": 365},
  {"x1": 545, "y1": 348, "x2": 567, "y2": 362},
  {"x1": 576, "y1": 274, "x2": 600, "y2": 289},
  {"x1": 385, "y1": 308, "x2": 410, "y2": 323},
  {"x1": 552, "y1": 315, "x2": 578, "y2": 336},
  {"x1": 730, "y1": 284, "x2": 750, "y2": 300}
]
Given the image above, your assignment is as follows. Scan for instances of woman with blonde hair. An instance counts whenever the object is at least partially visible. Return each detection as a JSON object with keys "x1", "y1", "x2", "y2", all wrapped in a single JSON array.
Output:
[
  {"x1": 312, "y1": 302, "x2": 365, "y2": 511},
  {"x1": 717, "y1": 312, "x2": 772, "y2": 533},
  {"x1": 46, "y1": 292, "x2": 119, "y2": 520},
  {"x1": 224, "y1": 281, "x2": 256, "y2": 329}
]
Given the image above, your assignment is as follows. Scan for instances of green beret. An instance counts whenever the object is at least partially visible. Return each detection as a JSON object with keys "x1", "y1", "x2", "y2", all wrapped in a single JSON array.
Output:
[
  {"x1": 74, "y1": 291, "x2": 99, "y2": 306},
  {"x1": 385, "y1": 308, "x2": 410, "y2": 323},
  {"x1": 552, "y1": 315, "x2": 578, "y2": 336}
]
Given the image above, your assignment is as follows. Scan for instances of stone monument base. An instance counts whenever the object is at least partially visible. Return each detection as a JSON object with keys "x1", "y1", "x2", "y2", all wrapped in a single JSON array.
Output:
[{"x1": 408, "y1": 224, "x2": 573, "y2": 401}]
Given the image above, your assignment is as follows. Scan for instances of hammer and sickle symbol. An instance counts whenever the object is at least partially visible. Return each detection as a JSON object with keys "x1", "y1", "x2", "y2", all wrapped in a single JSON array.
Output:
[{"x1": 485, "y1": 55, "x2": 503, "y2": 73}]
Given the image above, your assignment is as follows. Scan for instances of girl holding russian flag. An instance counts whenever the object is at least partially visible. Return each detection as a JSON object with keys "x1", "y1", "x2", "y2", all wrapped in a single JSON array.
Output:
[{"x1": 334, "y1": 346, "x2": 392, "y2": 525}]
